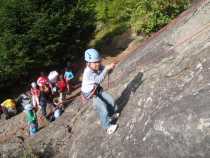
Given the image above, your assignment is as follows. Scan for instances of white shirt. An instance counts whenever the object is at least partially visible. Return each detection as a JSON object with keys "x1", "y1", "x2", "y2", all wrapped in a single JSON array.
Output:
[{"x1": 81, "y1": 65, "x2": 108, "y2": 94}]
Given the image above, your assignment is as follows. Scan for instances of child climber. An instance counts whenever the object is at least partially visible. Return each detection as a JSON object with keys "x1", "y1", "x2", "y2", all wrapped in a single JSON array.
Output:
[
  {"x1": 81, "y1": 48, "x2": 119, "y2": 135},
  {"x1": 31, "y1": 82, "x2": 40, "y2": 110},
  {"x1": 56, "y1": 74, "x2": 67, "y2": 107},
  {"x1": 24, "y1": 104, "x2": 38, "y2": 136},
  {"x1": 64, "y1": 66, "x2": 74, "y2": 93}
]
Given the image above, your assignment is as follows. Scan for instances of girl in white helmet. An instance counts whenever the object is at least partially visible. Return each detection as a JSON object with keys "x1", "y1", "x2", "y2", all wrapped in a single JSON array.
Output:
[
  {"x1": 48, "y1": 70, "x2": 59, "y2": 95},
  {"x1": 81, "y1": 48, "x2": 119, "y2": 135}
]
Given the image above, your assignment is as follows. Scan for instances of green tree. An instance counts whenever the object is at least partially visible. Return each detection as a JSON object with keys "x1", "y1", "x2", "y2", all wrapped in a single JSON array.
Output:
[{"x1": 0, "y1": 0, "x2": 96, "y2": 88}]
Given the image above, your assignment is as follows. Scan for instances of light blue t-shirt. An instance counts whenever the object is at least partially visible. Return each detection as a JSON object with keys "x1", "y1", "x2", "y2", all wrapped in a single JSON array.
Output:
[{"x1": 64, "y1": 71, "x2": 74, "y2": 80}]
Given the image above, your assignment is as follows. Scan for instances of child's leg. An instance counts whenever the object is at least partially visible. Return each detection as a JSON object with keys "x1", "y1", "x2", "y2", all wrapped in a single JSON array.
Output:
[
  {"x1": 98, "y1": 91, "x2": 118, "y2": 116},
  {"x1": 59, "y1": 92, "x2": 63, "y2": 102},
  {"x1": 40, "y1": 100, "x2": 47, "y2": 117},
  {"x1": 65, "y1": 79, "x2": 70, "y2": 92},
  {"x1": 35, "y1": 96, "x2": 40, "y2": 109},
  {"x1": 93, "y1": 96, "x2": 110, "y2": 129},
  {"x1": 59, "y1": 92, "x2": 64, "y2": 109},
  {"x1": 32, "y1": 96, "x2": 36, "y2": 107}
]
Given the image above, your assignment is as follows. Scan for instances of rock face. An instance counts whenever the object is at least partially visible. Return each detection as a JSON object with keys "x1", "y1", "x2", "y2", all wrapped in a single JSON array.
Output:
[{"x1": 1, "y1": 1, "x2": 210, "y2": 158}]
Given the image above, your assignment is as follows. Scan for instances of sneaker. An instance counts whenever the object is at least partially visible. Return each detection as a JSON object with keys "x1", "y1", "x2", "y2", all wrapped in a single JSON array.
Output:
[
  {"x1": 107, "y1": 124, "x2": 118, "y2": 135},
  {"x1": 113, "y1": 113, "x2": 120, "y2": 119},
  {"x1": 109, "y1": 113, "x2": 120, "y2": 123}
]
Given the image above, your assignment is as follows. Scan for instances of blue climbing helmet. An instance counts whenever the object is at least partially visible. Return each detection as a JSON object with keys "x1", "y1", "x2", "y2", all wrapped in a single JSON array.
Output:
[{"x1": 84, "y1": 48, "x2": 101, "y2": 62}]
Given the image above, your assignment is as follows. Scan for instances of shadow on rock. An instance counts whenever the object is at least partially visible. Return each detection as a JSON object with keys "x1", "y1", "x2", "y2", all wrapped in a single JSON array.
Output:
[{"x1": 116, "y1": 72, "x2": 144, "y2": 114}]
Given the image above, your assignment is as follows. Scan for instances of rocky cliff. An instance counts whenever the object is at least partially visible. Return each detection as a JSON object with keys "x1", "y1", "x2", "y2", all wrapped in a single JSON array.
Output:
[{"x1": 1, "y1": 0, "x2": 210, "y2": 158}]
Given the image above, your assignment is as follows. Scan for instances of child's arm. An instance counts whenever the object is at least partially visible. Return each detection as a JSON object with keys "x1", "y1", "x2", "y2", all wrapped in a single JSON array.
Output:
[
  {"x1": 35, "y1": 96, "x2": 40, "y2": 107},
  {"x1": 69, "y1": 71, "x2": 74, "y2": 80},
  {"x1": 89, "y1": 63, "x2": 116, "y2": 84}
]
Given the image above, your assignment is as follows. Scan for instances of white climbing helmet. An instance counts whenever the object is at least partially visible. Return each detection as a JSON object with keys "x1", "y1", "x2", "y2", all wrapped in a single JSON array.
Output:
[
  {"x1": 84, "y1": 48, "x2": 101, "y2": 62},
  {"x1": 31, "y1": 82, "x2": 37, "y2": 88},
  {"x1": 48, "y1": 71, "x2": 59, "y2": 83}
]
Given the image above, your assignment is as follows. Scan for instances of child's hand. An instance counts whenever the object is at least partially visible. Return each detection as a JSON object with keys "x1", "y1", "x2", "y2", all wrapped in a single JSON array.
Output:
[
  {"x1": 107, "y1": 63, "x2": 116, "y2": 70},
  {"x1": 110, "y1": 63, "x2": 116, "y2": 69}
]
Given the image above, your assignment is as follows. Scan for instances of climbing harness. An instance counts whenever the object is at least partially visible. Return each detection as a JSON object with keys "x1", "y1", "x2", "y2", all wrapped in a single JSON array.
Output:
[{"x1": 80, "y1": 85, "x2": 103, "y2": 104}]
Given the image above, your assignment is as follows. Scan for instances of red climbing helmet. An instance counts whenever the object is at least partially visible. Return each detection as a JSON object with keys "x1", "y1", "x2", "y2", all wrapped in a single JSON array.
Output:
[{"x1": 37, "y1": 76, "x2": 48, "y2": 87}]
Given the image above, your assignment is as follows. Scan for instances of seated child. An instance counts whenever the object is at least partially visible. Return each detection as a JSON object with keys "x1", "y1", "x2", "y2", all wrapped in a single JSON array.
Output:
[
  {"x1": 1, "y1": 99, "x2": 17, "y2": 119},
  {"x1": 16, "y1": 93, "x2": 31, "y2": 112}
]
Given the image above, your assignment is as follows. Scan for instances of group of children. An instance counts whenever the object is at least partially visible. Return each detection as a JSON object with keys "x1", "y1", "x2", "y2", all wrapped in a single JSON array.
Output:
[
  {"x1": 0, "y1": 66, "x2": 75, "y2": 136},
  {"x1": 0, "y1": 48, "x2": 120, "y2": 136}
]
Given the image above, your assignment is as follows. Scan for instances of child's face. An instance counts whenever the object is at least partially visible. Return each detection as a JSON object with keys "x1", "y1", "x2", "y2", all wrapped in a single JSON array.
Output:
[
  {"x1": 59, "y1": 75, "x2": 63, "y2": 80},
  {"x1": 89, "y1": 61, "x2": 101, "y2": 71}
]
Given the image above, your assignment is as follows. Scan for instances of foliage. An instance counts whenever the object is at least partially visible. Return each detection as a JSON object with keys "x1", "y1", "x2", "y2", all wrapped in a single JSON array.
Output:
[
  {"x1": 0, "y1": 0, "x2": 95, "y2": 87},
  {"x1": 130, "y1": 0, "x2": 190, "y2": 34},
  {"x1": 94, "y1": 0, "x2": 190, "y2": 41}
]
